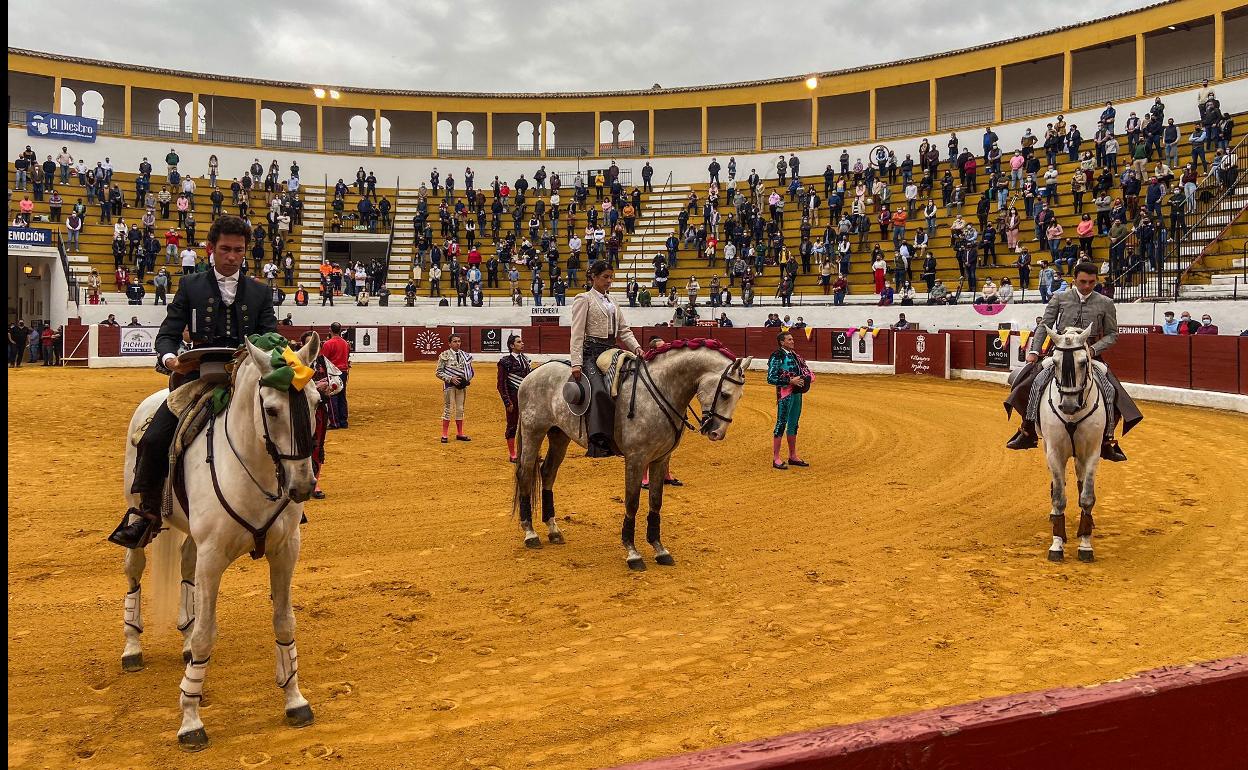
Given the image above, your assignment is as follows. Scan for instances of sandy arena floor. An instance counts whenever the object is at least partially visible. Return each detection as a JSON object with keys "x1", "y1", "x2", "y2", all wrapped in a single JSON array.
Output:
[{"x1": 7, "y1": 363, "x2": 1248, "y2": 769}]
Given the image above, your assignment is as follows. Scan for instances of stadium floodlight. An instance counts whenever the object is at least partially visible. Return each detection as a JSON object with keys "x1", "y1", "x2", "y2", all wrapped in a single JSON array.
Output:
[
  {"x1": 313, "y1": 88, "x2": 326, "y2": 98},
  {"x1": 805, "y1": 76, "x2": 818, "y2": 90},
  {"x1": 329, "y1": 90, "x2": 341, "y2": 99}
]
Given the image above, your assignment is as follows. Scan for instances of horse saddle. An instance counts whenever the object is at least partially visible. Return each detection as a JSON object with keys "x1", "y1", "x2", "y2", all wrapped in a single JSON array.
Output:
[{"x1": 596, "y1": 348, "x2": 638, "y2": 399}]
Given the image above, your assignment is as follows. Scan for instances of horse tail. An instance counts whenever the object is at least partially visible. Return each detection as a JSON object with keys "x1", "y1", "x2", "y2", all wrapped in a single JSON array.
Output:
[{"x1": 149, "y1": 524, "x2": 186, "y2": 631}]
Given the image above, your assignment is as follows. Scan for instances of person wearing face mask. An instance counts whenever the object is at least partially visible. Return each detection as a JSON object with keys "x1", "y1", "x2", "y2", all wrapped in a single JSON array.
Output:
[
  {"x1": 1004, "y1": 262, "x2": 1142, "y2": 462},
  {"x1": 1161, "y1": 311, "x2": 1181, "y2": 334},
  {"x1": 1195, "y1": 315, "x2": 1219, "y2": 335},
  {"x1": 1177, "y1": 312, "x2": 1201, "y2": 335}
]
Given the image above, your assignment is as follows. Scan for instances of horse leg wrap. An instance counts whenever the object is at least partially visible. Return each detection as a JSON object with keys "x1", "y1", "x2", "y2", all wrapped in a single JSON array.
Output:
[
  {"x1": 518, "y1": 496, "x2": 533, "y2": 525},
  {"x1": 541, "y1": 490, "x2": 556, "y2": 523},
  {"x1": 1026, "y1": 366, "x2": 1056, "y2": 422},
  {"x1": 1050, "y1": 514, "x2": 1066, "y2": 539},
  {"x1": 124, "y1": 586, "x2": 143, "y2": 634},
  {"x1": 646, "y1": 511, "x2": 661, "y2": 544},
  {"x1": 177, "y1": 581, "x2": 195, "y2": 632},
  {"x1": 1077, "y1": 513, "x2": 1094, "y2": 539},
  {"x1": 180, "y1": 657, "x2": 210, "y2": 700},
  {"x1": 621, "y1": 515, "x2": 636, "y2": 546},
  {"x1": 275, "y1": 640, "x2": 299, "y2": 689}
]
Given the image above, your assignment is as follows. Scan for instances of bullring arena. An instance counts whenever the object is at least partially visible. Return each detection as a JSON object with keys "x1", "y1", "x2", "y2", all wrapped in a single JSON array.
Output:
[{"x1": 8, "y1": 1, "x2": 1248, "y2": 767}]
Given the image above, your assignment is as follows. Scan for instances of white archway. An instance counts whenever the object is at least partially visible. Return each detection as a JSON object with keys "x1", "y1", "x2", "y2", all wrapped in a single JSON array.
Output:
[
  {"x1": 260, "y1": 108, "x2": 279, "y2": 140},
  {"x1": 157, "y1": 98, "x2": 182, "y2": 131},
  {"x1": 517, "y1": 120, "x2": 536, "y2": 151},
  {"x1": 371, "y1": 116, "x2": 391, "y2": 148},
  {"x1": 183, "y1": 102, "x2": 206, "y2": 135},
  {"x1": 543, "y1": 120, "x2": 556, "y2": 149},
  {"x1": 59, "y1": 86, "x2": 78, "y2": 115},
  {"x1": 455, "y1": 120, "x2": 475, "y2": 150},
  {"x1": 599, "y1": 120, "x2": 615, "y2": 146},
  {"x1": 348, "y1": 115, "x2": 369, "y2": 146},
  {"x1": 618, "y1": 119, "x2": 636, "y2": 145},
  {"x1": 437, "y1": 119, "x2": 454, "y2": 149},
  {"x1": 80, "y1": 90, "x2": 105, "y2": 123},
  {"x1": 280, "y1": 110, "x2": 302, "y2": 142}
]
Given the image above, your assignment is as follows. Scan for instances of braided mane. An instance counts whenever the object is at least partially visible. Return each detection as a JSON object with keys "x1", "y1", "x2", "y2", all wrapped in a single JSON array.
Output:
[{"x1": 642, "y1": 337, "x2": 738, "y2": 362}]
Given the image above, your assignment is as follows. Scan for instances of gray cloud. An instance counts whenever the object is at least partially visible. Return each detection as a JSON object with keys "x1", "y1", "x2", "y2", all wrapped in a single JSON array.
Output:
[{"x1": 8, "y1": 0, "x2": 1142, "y2": 93}]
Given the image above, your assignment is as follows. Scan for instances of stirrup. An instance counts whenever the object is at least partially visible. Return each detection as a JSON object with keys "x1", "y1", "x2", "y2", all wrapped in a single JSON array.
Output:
[
  {"x1": 108, "y1": 508, "x2": 156, "y2": 549},
  {"x1": 1101, "y1": 441, "x2": 1127, "y2": 462},
  {"x1": 1005, "y1": 428, "x2": 1038, "y2": 450}
]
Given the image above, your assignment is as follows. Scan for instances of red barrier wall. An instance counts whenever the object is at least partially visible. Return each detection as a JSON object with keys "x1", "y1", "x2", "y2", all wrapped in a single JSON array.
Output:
[
  {"x1": 1100, "y1": 333, "x2": 1147, "y2": 383},
  {"x1": 1242, "y1": 337, "x2": 1248, "y2": 396},
  {"x1": 537, "y1": 325, "x2": 571, "y2": 355},
  {"x1": 1145, "y1": 335, "x2": 1192, "y2": 389},
  {"x1": 945, "y1": 330, "x2": 976, "y2": 370},
  {"x1": 98, "y1": 325, "x2": 120, "y2": 357},
  {"x1": 615, "y1": 656, "x2": 1248, "y2": 770},
  {"x1": 1190, "y1": 335, "x2": 1240, "y2": 394},
  {"x1": 709, "y1": 327, "x2": 747, "y2": 357},
  {"x1": 872, "y1": 330, "x2": 891, "y2": 364}
]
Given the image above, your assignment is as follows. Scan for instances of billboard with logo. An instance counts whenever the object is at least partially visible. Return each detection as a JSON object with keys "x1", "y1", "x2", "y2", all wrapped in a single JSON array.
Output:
[
  {"x1": 985, "y1": 332, "x2": 1011, "y2": 369},
  {"x1": 850, "y1": 329, "x2": 875, "y2": 362},
  {"x1": 405, "y1": 327, "x2": 452, "y2": 361},
  {"x1": 894, "y1": 331, "x2": 950, "y2": 378},
  {"x1": 27, "y1": 111, "x2": 97, "y2": 143},
  {"x1": 346, "y1": 326, "x2": 379, "y2": 353},
  {"x1": 830, "y1": 330, "x2": 852, "y2": 360},
  {"x1": 119, "y1": 326, "x2": 157, "y2": 356}
]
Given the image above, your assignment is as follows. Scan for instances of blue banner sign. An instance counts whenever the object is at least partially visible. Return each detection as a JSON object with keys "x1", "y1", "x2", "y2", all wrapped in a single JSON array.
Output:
[
  {"x1": 8, "y1": 227, "x2": 54, "y2": 249},
  {"x1": 27, "y1": 111, "x2": 98, "y2": 143}
]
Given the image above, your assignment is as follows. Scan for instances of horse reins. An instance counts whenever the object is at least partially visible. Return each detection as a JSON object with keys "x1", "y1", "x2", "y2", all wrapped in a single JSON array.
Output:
[
  {"x1": 1046, "y1": 343, "x2": 1102, "y2": 455},
  {"x1": 626, "y1": 355, "x2": 746, "y2": 457},
  {"x1": 206, "y1": 383, "x2": 314, "y2": 559}
]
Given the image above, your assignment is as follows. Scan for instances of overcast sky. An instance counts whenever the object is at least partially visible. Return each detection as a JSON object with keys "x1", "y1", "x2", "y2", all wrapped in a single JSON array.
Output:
[{"x1": 9, "y1": 0, "x2": 1143, "y2": 93}]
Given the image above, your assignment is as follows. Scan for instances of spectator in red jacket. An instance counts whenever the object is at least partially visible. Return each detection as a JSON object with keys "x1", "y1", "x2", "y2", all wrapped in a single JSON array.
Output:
[{"x1": 320, "y1": 322, "x2": 351, "y2": 428}]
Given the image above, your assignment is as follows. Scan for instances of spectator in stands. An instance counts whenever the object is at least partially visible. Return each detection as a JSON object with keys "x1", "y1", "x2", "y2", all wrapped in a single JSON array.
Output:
[
  {"x1": 1162, "y1": 310, "x2": 1180, "y2": 334},
  {"x1": 126, "y1": 278, "x2": 145, "y2": 305},
  {"x1": 927, "y1": 279, "x2": 949, "y2": 305},
  {"x1": 65, "y1": 211, "x2": 82, "y2": 252},
  {"x1": 101, "y1": 314, "x2": 120, "y2": 327},
  {"x1": 153, "y1": 268, "x2": 169, "y2": 306},
  {"x1": 1195, "y1": 315, "x2": 1219, "y2": 335},
  {"x1": 878, "y1": 280, "x2": 895, "y2": 306}
]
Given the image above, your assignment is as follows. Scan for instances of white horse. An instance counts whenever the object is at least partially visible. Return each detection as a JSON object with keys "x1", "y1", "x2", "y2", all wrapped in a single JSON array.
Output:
[
  {"x1": 514, "y1": 342, "x2": 752, "y2": 570},
  {"x1": 120, "y1": 334, "x2": 321, "y2": 750},
  {"x1": 1037, "y1": 324, "x2": 1106, "y2": 563}
]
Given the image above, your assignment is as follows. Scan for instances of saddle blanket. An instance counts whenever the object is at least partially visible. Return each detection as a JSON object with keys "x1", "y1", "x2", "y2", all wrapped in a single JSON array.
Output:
[{"x1": 596, "y1": 349, "x2": 637, "y2": 399}]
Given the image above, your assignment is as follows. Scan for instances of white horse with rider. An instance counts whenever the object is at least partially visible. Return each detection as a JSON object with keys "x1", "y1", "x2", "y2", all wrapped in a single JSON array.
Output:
[
  {"x1": 1036, "y1": 324, "x2": 1106, "y2": 563},
  {"x1": 120, "y1": 334, "x2": 321, "y2": 749}
]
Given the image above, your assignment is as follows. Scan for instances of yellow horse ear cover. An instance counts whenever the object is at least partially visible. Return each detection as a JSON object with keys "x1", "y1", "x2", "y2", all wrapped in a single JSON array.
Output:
[{"x1": 280, "y1": 346, "x2": 314, "y2": 391}]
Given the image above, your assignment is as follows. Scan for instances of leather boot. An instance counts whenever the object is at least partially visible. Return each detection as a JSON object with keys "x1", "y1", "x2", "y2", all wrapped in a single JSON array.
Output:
[
  {"x1": 1005, "y1": 420, "x2": 1039, "y2": 450},
  {"x1": 108, "y1": 492, "x2": 160, "y2": 549},
  {"x1": 1101, "y1": 440, "x2": 1128, "y2": 462}
]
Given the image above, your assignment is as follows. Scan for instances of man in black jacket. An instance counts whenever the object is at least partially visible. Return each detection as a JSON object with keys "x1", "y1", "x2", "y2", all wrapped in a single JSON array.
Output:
[{"x1": 109, "y1": 215, "x2": 277, "y2": 548}]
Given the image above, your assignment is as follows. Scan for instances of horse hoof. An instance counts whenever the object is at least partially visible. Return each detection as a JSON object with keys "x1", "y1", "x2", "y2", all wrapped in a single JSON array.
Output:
[
  {"x1": 285, "y1": 704, "x2": 315, "y2": 727},
  {"x1": 547, "y1": 532, "x2": 566, "y2": 545},
  {"x1": 655, "y1": 553, "x2": 676, "y2": 566},
  {"x1": 627, "y1": 558, "x2": 647, "y2": 572},
  {"x1": 1077, "y1": 550, "x2": 1095, "y2": 563},
  {"x1": 1047, "y1": 550, "x2": 1064, "y2": 562},
  {"x1": 524, "y1": 536, "x2": 543, "y2": 550},
  {"x1": 177, "y1": 727, "x2": 209, "y2": 751},
  {"x1": 121, "y1": 653, "x2": 144, "y2": 672}
]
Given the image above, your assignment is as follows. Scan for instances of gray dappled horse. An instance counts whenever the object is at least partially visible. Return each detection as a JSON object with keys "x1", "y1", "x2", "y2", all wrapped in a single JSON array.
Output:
[
  {"x1": 120, "y1": 335, "x2": 321, "y2": 750},
  {"x1": 1037, "y1": 324, "x2": 1107, "y2": 563},
  {"x1": 513, "y1": 342, "x2": 752, "y2": 570}
]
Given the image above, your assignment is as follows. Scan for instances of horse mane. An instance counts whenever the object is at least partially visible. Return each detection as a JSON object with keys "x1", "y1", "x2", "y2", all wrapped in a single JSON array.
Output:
[{"x1": 642, "y1": 337, "x2": 738, "y2": 362}]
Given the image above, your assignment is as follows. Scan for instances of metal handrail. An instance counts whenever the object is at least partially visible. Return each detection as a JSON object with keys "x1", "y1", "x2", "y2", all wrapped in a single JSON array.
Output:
[
  {"x1": 1002, "y1": 94, "x2": 1062, "y2": 121},
  {"x1": 55, "y1": 229, "x2": 81, "y2": 311},
  {"x1": 1228, "y1": 52, "x2": 1248, "y2": 78},
  {"x1": 1144, "y1": 61, "x2": 1213, "y2": 94},
  {"x1": 1071, "y1": 78, "x2": 1135, "y2": 109},
  {"x1": 936, "y1": 105, "x2": 994, "y2": 132}
]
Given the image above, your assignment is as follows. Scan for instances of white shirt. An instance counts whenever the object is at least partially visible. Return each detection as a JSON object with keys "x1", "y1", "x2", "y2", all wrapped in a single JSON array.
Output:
[
  {"x1": 215, "y1": 269, "x2": 239, "y2": 305},
  {"x1": 180, "y1": 249, "x2": 197, "y2": 267}
]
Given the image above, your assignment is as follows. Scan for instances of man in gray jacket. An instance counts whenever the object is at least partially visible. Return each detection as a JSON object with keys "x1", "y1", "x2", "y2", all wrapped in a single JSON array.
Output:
[{"x1": 1003, "y1": 262, "x2": 1141, "y2": 461}]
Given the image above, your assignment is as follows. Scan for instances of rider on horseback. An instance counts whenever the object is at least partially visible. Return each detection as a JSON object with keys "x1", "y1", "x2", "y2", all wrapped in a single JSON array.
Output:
[
  {"x1": 1003, "y1": 262, "x2": 1142, "y2": 461},
  {"x1": 109, "y1": 216, "x2": 277, "y2": 548}
]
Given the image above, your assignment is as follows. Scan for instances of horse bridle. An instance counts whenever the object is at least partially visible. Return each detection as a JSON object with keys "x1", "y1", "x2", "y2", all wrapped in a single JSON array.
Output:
[
  {"x1": 1051, "y1": 343, "x2": 1095, "y2": 411},
  {"x1": 206, "y1": 376, "x2": 315, "y2": 559},
  {"x1": 627, "y1": 356, "x2": 746, "y2": 457}
]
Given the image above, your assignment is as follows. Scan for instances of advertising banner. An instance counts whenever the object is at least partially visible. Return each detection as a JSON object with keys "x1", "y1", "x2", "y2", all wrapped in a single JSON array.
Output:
[
  {"x1": 27, "y1": 111, "x2": 97, "y2": 143},
  {"x1": 8, "y1": 227, "x2": 53, "y2": 249},
  {"x1": 119, "y1": 326, "x2": 157, "y2": 356},
  {"x1": 830, "y1": 330, "x2": 853, "y2": 360},
  {"x1": 347, "y1": 327, "x2": 379, "y2": 353},
  {"x1": 850, "y1": 328, "x2": 875, "y2": 362},
  {"x1": 985, "y1": 331, "x2": 1011, "y2": 369},
  {"x1": 893, "y1": 332, "x2": 950, "y2": 378}
]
